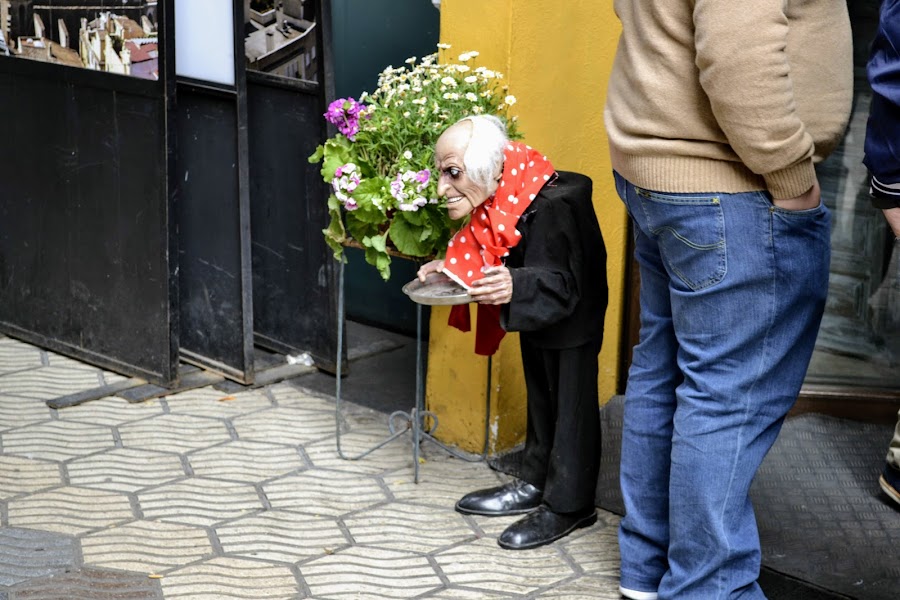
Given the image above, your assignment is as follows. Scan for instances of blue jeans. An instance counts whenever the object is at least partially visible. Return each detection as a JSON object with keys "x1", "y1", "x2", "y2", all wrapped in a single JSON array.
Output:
[{"x1": 614, "y1": 172, "x2": 831, "y2": 599}]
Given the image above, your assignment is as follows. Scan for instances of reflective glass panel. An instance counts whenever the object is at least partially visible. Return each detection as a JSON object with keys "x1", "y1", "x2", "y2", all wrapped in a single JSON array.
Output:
[
  {"x1": 808, "y1": 0, "x2": 900, "y2": 388},
  {"x1": 243, "y1": 0, "x2": 318, "y2": 83}
]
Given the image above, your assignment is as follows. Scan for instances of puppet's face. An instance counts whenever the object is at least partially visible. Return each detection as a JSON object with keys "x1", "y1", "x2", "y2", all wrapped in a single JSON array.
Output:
[{"x1": 434, "y1": 123, "x2": 493, "y2": 221}]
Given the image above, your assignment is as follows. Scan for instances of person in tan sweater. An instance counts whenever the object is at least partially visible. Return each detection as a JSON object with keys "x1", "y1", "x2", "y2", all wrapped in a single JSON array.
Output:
[{"x1": 604, "y1": 1, "x2": 853, "y2": 599}]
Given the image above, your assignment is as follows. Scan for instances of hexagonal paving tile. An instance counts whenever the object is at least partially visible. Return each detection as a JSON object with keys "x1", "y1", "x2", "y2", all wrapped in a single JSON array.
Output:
[
  {"x1": 535, "y1": 576, "x2": 623, "y2": 599},
  {"x1": 42, "y1": 351, "x2": 129, "y2": 385},
  {"x1": 0, "y1": 338, "x2": 43, "y2": 375},
  {"x1": 424, "y1": 589, "x2": 513, "y2": 599},
  {"x1": 343, "y1": 502, "x2": 475, "y2": 553},
  {"x1": 215, "y1": 510, "x2": 348, "y2": 563},
  {"x1": 383, "y1": 456, "x2": 508, "y2": 507},
  {"x1": 562, "y1": 513, "x2": 621, "y2": 577},
  {"x1": 0, "y1": 366, "x2": 104, "y2": 401},
  {"x1": 0, "y1": 527, "x2": 76, "y2": 587},
  {"x1": 263, "y1": 470, "x2": 387, "y2": 517},
  {"x1": 67, "y1": 448, "x2": 186, "y2": 493},
  {"x1": 7, "y1": 487, "x2": 134, "y2": 535},
  {"x1": 268, "y1": 383, "x2": 335, "y2": 412},
  {"x1": 118, "y1": 414, "x2": 231, "y2": 453},
  {"x1": 9, "y1": 566, "x2": 163, "y2": 599},
  {"x1": 0, "y1": 394, "x2": 51, "y2": 432},
  {"x1": 0, "y1": 455, "x2": 61, "y2": 500},
  {"x1": 57, "y1": 396, "x2": 165, "y2": 427},
  {"x1": 232, "y1": 406, "x2": 335, "y2": 446},
  {"x1": 82, "y1": 520, "x2": 212, "y2": 573},
  {"x1": 164, "y1": 387, "x2": 272, "y2": 419},
  {"x1": 1, "y1": 421, "x2": 114, "y2": 461},
  {"x1": 161, "y1": 557, "x2": 299, "y2": 599},
  {"x1": 188, "y1": 440, "x2": 305, "y2": 483},
  {"x1": 303, "y1": 431, "x2": 412, "y2": 475},
  {"x1": 301, "y1": 546, "x2": 442, "y2": 599},
  {"x1": 137, "y1": 478, "x2": 262, "y2": 527},
  {"x1": 434, "y1": 537, "x2": 575, "y2": 595}
]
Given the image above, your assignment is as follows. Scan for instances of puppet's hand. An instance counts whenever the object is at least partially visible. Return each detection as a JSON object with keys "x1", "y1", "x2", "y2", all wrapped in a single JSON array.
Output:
[
  {"x1": 417, "y1": 259, "x2": 445, "y2": 282},
  {"x1": 469, "y1": 266, "x2": 513, "y2": 305}
]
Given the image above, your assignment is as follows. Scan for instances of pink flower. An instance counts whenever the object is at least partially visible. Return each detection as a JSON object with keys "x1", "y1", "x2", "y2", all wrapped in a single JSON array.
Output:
[{"x1": 324, "y1": 97, "x2": 366, "y2": 140}]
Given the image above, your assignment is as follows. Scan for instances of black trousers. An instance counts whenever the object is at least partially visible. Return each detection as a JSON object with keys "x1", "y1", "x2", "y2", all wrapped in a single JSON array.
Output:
[{"x1": 517, "y1": 337, "x2": 602, "y2": 514}]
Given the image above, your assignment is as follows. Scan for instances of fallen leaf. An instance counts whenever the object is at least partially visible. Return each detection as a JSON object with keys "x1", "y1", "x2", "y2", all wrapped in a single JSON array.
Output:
[
  {"x1": 148, "y1": 574, "x2": 163, "y2": 579},
  {"x1": 218, "y1": 396, "x2": 236, "y2": 402}
]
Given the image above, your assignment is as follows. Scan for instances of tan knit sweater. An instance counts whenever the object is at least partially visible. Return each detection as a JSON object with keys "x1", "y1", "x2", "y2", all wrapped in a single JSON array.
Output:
[{"x1": 604, "y1": 0, "x2": 854, "y2": 199}]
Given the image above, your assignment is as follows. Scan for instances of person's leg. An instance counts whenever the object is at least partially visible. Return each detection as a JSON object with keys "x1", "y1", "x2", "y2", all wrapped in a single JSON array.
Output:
[
  {"x1": 454, "y1": 340, "x2": 547, "y2": 517},
  {"x1": 647, "y1": 188, "x2": 831, "y2": 599},
  {"x1": 615, "y1": 173, "x2": 680, "y2": 597},
  {"x1": 454, "y1": 337, "x2": 549, "y2": 518},
  {"x1": 541, "y1": 341, "x2": 602, "y2": 514},
  {"x1": 876, "y1": 229, "x2": 900, "y2": 506},
  {"x1": 517, "y1": 336, "x2": 555, "y2": 489},
  {"x1": 887, "y1": 411, "x2": 900, "y2": 470},
  {"x1": 880, "y1": 410, "x2": 900, "y2": 506},
  {"x1": 496, "y1": 341, "x2": 599, "y2": 550}
]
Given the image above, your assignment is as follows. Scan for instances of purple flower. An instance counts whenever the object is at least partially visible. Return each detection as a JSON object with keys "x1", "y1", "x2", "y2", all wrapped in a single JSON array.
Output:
[
  {"x1": 399, "y1": 196, "x2": 428, "y2": 212},
  {"x1": 415, "y1": 169, "x2": 430, "y2": 185},
  {"x1": 390, "y1": 174, "x2": 407, "y2": 201},
  {"x1": 324, "y1": 97, "x2": 365, "y2": 140},
  {"x1": 332, "y1": 163, "x2": 362, "y2": 209}
]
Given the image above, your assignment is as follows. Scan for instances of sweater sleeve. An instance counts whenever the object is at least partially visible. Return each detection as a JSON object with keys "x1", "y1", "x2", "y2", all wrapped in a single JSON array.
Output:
[
  {"x1": 691, "y1": 0, "x2": 816, "y2": 199},
  {"x1": 501, "y1": 201, "x2": 582, "y2": 333},
  {"x1": 864, "y1": 0, "x2": 900, "y2": 203}
]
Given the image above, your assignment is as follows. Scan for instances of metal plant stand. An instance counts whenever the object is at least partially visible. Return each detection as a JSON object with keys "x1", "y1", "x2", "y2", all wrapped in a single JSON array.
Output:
[{"x1": 333, "y1": 260, "x2": 490, "y2": 483}]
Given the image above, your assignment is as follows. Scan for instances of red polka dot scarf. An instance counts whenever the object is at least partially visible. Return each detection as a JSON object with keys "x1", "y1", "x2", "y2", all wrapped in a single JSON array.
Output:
[{"x1": 443, "y1": 141, "x2": 556, "y2": 355}]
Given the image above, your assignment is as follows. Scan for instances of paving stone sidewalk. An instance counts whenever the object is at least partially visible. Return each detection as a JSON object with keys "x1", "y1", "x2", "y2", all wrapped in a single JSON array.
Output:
[{"x1": 0, "y1": 334, "x2": 624, "y2": 599}]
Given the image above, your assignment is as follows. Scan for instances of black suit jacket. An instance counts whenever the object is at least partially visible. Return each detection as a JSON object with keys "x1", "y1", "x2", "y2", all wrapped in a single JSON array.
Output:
[{"x1": 500, "y1": 171, "x2": 608, "y2": 349}]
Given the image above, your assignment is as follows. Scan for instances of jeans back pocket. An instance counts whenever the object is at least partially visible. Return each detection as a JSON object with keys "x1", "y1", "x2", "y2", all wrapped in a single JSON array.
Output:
[{"x1": 637, "y1": 189, "x2": 727, "y2": 291}]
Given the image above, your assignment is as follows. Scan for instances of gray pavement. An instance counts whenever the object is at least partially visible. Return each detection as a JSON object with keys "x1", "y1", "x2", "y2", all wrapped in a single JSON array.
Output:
[{"x1": 0, "y1": 330, "x2": 624, "y2": 599}]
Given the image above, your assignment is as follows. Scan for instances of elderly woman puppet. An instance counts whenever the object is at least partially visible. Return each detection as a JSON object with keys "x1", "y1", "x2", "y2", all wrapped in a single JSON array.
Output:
[{"x1": 417, "y1": 115, "x2": 608, "y2": 550}]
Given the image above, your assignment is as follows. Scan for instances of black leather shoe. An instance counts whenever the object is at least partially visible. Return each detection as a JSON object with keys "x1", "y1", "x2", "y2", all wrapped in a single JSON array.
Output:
[
  {"x1": 497, "y1": 505, "x2": 597, "y2": 550},
  {"x1": 454, "y1": 480, "x2": 543, "y2": 516}
]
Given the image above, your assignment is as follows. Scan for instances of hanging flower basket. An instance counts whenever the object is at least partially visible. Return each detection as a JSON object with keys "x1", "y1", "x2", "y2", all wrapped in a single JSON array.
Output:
[{"x1": 309, "y1": 45, "x2": 521, "y2": 280}]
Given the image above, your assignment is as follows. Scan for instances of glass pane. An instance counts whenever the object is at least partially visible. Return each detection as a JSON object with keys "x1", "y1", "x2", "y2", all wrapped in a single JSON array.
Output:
[
  {"x1": 0, "y1": 1, "x2": 160, "y2": 80},
  {"x1": 807, "y1": 0, "x2": 900, "y2": 388},
  {"x1": 243, "y1": 0, "x2": 318, "y2": 83}
]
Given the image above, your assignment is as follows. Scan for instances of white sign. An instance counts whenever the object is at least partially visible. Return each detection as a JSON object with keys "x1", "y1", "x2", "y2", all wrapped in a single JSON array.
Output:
[{"x1": 175, "y1": 0, "x2": 235, "y2": 86}]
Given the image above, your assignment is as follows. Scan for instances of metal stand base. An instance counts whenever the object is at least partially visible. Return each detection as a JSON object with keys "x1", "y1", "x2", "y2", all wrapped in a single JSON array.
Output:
[{"x1": 333, "y1": 260, "x2": 490, "y2": 482}]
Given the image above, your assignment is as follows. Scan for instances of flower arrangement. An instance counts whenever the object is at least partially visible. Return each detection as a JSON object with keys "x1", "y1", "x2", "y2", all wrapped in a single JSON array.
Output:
[{"x1": 309, "y1": 45, "x2": 521, "y2": 280}]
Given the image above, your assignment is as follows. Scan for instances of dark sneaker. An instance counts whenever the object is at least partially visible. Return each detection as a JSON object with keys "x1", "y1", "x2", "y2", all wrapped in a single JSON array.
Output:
[{"x1": 879, "y1": 463, "x2": 900, "y2": 507}]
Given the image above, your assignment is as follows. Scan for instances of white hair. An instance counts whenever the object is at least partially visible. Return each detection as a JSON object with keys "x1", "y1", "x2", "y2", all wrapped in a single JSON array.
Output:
[{"x1": 458, "y1": 115, "x2": 509, "y2": 189}]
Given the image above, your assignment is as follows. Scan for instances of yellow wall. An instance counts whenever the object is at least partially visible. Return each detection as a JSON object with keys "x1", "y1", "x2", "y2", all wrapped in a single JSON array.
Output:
[{"x1": 426, "y1": 0, "x2": 627, "y2": 452}]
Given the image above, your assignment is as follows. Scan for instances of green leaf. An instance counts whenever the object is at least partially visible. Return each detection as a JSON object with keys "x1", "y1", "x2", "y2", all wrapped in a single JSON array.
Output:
[
  {"x1": 362, "y1": 232, "x2": 391, "y2": 280},
  {"x1": 389, "y1": 212, "x2": 431, "y2": 257},
  {"x1": 320, "y1": 135, "x2": 355, "y2": 180},
  {"x1": 345, "y1": 217, "x2": 379, "y2": 245},
  {"x1": 351, "y1": 177, "x2": 391, "y2": 220},
  {"x1": 321, "y1": 195, "x2": 347, "y2": 260},
  {"x1": 364, "y1": 232, "x2": 388, "y2": 252},
  {"x1": 308, "y1": 144, "x2": 324, "y2": 164},
  {"x1": 399, "y1": 207, "x2": 426, "y2": 226},
  {"x1": 322, "y1": 231, "x2": 345, "y2": 261}
]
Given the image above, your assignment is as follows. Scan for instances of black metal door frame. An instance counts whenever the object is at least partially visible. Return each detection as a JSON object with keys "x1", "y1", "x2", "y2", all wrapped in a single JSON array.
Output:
[
  {"x1": 248, "y1": 0, "x2": 341, "y2": 372},
  {"x1": 0, "y1": 1, "x2": 179, "y2": 385},
  {"x1": 174, "y1": 0, "x2": 255, "y2": 383}
]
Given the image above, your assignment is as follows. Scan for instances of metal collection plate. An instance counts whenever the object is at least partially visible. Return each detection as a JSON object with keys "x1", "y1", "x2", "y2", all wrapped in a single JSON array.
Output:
[{"x1": 402, "y1": 272, "x2": 473, "y2": 306}]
